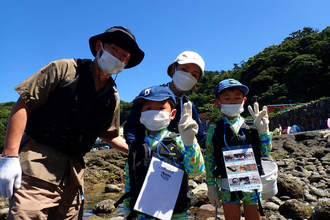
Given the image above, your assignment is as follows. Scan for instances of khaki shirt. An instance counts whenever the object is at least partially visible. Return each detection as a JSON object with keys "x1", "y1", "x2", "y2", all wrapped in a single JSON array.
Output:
[{"x1": 16, "y1": 58, "x2": 120, "y2": 185}]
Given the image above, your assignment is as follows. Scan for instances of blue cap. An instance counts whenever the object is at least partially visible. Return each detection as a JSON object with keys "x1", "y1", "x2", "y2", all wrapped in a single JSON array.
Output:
[
  {"x1": 134, "y1": 85, "x2": 176, "y2": 105},
  {"x1": 215, "y1": 78, "x2": 249, "y2": 96}
]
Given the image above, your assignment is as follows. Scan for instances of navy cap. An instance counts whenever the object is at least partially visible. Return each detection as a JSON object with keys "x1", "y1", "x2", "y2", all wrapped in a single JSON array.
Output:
[
  {"x1": 134, "y1": 85, "x2": 176, "y2": 105},
  {"x1": 215, "y1": 78, "x2": 249, "y2": 96}
]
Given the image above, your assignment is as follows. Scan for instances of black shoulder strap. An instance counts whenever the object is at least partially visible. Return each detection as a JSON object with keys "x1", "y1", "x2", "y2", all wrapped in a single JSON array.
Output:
[{"x1": 212, "y1": 119, "x2": 226, "y2": 177}]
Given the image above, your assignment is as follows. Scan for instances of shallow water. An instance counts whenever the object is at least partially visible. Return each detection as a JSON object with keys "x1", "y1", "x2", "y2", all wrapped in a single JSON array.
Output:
[
  {"x1": 83, "y1": 183, "x2": 106, "y2": 219},
  {"x1": 82, "y1": 209, "x2": 95, "y2": 219},
  {"x1": 83, "y1": 182, "x2": 124, "y2": 219}
]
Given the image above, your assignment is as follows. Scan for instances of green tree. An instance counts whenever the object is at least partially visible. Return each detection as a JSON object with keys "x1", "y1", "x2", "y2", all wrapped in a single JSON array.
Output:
[
  {"x1": 0, "y1": 102, "x2": 15, "y2": 151},
  {"x1": 120, "y1": 100, "x2": 133, "y2": 125}
]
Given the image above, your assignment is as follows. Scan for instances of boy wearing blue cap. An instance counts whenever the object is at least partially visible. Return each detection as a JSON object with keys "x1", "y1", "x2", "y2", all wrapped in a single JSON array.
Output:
[
  {"x1": 205, "y1": 79, "x2": 272, "y2": 220},
  {"x1": 119, "y1": 85, "x2": 204, "y2": 219}
]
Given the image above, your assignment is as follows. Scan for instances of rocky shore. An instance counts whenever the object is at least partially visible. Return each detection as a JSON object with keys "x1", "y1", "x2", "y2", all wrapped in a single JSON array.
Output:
[{"x1": 1, "y1": 129, "x2": 329, "y2": 219}]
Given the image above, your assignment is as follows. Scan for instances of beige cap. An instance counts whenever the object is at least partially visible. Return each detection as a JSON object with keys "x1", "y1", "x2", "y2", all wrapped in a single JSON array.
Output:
[{"x1": 167, "y1": 51, "x2": 205, "y2": 77}]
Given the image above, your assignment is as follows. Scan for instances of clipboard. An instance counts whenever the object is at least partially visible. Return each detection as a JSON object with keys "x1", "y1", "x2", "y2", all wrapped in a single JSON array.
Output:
[{"x1": 133, "y1": 156, "x2": 184, "y2": 220}]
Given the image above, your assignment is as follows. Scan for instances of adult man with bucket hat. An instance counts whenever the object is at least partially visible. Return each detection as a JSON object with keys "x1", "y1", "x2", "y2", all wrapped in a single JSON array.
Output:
[
  {"x1": 0, "y1": 26, "x2": 144, "y2": 219},
  {"x1": 124, "y1": 50, "x2": 207, "y2": 149}
]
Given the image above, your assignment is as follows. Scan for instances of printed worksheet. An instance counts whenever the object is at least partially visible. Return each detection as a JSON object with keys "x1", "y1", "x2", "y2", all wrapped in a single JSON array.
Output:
[{"x1": 223, "y1": 145, "x2": 262, "y2": 192}]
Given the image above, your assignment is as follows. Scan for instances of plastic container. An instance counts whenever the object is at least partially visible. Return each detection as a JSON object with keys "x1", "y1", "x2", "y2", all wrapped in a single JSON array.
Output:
[{"x1": 261, "y1": 160, "x2": 278, "y2": 200}]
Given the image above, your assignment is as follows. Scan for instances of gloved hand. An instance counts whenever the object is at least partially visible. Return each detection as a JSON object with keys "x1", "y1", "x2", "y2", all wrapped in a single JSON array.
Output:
[
  {"x1": 0, "y1": 156, "x2": 22, "y2": 198},
  {"x1": 248, "y1": 102, "x2": 269, "y2": 134},
  {"x1": 207, "y1": 185, "x2": 220, "y2": 205},
  {"x1": 178, "y1": 102, "x2": 198, "y2": 146}
]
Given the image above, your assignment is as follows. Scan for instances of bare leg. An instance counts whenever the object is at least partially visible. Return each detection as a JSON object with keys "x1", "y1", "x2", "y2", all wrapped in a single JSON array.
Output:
[
  {"x1": 244, "y1": 205, "x2": 261, "y2": 220},
  {"x1": 223, "y1": 203, "x2": 241, "y2": 220}
]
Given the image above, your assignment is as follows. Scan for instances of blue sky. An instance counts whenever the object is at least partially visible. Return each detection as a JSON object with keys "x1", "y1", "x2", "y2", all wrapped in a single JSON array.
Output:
[{"x1": 0, "y1": 0, "x2": 329, "y2": 103}]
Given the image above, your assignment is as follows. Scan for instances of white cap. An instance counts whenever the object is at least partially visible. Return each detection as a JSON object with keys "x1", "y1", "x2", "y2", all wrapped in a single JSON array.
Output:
[{"x1": 167, "y1": 51, "x2": 205, "y2": 77}]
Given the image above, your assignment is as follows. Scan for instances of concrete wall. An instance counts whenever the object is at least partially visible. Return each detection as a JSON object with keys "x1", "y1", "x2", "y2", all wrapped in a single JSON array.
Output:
[{"x1": 269, "y1": 97, "x2": 330, "y2": 131}]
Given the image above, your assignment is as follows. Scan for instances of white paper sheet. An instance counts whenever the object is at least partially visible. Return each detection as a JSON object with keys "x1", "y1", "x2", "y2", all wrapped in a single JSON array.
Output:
[{"x1": 134, "y1": 156, "x2": 184, "y2": 220}]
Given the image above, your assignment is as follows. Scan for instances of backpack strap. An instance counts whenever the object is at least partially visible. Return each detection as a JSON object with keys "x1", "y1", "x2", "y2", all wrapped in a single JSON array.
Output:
[{"x1": 212, "y1": 119, "x2": 226, "y2": 177}]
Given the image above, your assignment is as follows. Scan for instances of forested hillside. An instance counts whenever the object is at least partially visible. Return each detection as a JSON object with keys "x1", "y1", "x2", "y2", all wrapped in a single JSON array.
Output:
[
  {"x1": 0, "y1": 102, "x2": 14, "y2": 149},
  {"x1": 1, "y1": 26, "x2": 329, "y2": 151},
  {"x1": 188, "y1": 26, "x2": 330, "y2": 119}
]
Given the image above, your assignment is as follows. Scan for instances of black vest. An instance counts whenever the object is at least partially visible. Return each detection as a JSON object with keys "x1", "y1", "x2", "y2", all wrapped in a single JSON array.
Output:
[
  {"x1": 212, "y1": 119, "x2": 264, "y2": 178},
  {"x1": 127, "y1": 136, "x2": 190, "y2": 216},
  {"x1": 25, "y1": 59, "x2": 116, "y2": 157}
]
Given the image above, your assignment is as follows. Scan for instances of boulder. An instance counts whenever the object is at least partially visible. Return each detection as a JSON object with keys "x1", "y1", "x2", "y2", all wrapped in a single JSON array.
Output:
[
  {"x1": 93, "y1": 199, "x2": 116, "y2": 214},
  {"x1": 104, "y1": 184, "x2": 122, "y2": 193},
  {"x1": 279, "y1": 199, "x2": 313, "y2": 220},
  {"x1": 277, "y1": 173, "x2": 305, "y2": 199},
  {"x1": 311, "y1": 198, "x2": 330, "y2": 220}
]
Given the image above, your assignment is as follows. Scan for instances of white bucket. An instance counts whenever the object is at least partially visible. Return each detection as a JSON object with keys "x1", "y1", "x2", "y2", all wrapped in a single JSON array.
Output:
[{"x1": 261, "y1": 160, "x2": 278, "y2": 200}]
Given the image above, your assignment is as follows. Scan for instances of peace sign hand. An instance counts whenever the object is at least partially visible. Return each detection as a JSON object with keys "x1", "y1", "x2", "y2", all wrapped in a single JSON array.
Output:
[
  {"x1": 248, "y1": 102, "x2": 269, "y2": 134},
  {"x1": 179, "y1": 102, "x2": 198, "y2": 146}
]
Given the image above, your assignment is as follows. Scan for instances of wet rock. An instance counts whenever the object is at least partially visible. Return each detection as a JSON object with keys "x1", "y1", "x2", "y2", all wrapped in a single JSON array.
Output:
[
  {"x1": 188, "y1": 179, "x2": 198, "y2": 189},
  {"x1": 295, "y1": 166, "x2": 312, "y2": 177},
  {"x1": 282, "y1": 139, "x2": 296, "y2": 153},
  {"x1": 0, "y1": 208, "x2": 8, "y2": 220},
  {"x1": 190, "y1": 183, "x2": 208, "y2": 206},
  {"x1": 305, "y1": 193, "x2": 318, "y2": 202},
  {"x1": 321, "y1": 153, "x2": 330, "y2": 163},
  {"x1": 279, "y1": 199, "x2": 313, "y2": 220},
  {"x1": 309, "y1": 186, "x2": 330, "y2": 197},
  {"x1": 311, "y1": 198, "x2": 330, "y2": 220},
  {"x1": 267, "y1": 213, "x2": 287, "y2": 220},
  {"x1": 269, "y1": 196, "x2": 284, "y2": 206},
  {"x1": 277, "y1": 174, "x2": 305, "y2": 199},
  {"x1": 104, "y1": 184, "x2": 122, "y2": 193},
  {"x1": 0, "y1": 198, "x2": 8, "y2": 210},
  {"x1": 308, "y1": 173, "x2": 323, "y2": 183},
  {"x1": 93, "y1": 199, "x2": 116, "y2": 214},
  {"x1": 191, "y1": 172, "x2": 205, "y2": 184},
  {"x1": 0, "y1": 198, "x2": 8, "y2": 220},
  {"x1": 263, "y1": 202, "x2": 279, "y2": 211},
  {"x1": 195, "y1": 204, "x2": 223, "y2": 220}
]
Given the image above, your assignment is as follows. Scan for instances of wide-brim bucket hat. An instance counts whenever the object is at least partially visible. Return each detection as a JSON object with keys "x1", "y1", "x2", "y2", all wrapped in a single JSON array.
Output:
[{"x1": 89, "y1": 26, "x2": 144, "y2": 68}]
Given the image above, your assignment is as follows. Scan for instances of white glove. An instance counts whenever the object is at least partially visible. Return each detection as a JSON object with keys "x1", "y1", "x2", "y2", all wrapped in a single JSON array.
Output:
[
  {"x1": 207, "y1": 185, "x2": 220, "y2": 205},
  {"x1": 178, "y1": 102, "x2": 198, "y2": 146},
  {"x1": 248, "y1": 102, "x2": 269, "y2": 134},
  {"x1": 0, "y1": 156, "x2": 22, "y2": 198}
]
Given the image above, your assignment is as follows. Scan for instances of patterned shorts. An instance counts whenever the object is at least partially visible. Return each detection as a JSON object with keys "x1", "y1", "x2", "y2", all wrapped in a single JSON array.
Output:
[{"x1": 220, "y1": 188, "x2": 262, "y2": 205}]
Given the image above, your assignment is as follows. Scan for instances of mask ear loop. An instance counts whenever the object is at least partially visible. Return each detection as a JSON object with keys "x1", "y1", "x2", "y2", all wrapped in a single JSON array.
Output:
[{"x1": 100, "y1": 42, "x2": 105, "y2": 54}]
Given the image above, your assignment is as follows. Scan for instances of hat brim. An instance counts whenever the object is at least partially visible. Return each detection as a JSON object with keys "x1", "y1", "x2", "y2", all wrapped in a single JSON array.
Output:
[
  {"x1": 167, "y1": 63, "x2": 175, "y2": 77},
  {"x1": 89, "y1": 31, "x2": 144, "y2": 69},
  {"x1": 167, "y1": 61, "x2": 204, "y2": 78},
  {"x1": 216, "y1": 85, "x2": 249, "y2": 96},
  {"x1": 134, "y1": 96, "x2": 175, "y2": 104}
]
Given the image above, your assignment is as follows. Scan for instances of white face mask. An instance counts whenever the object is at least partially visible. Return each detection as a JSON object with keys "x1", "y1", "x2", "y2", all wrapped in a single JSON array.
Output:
[
  {"x1": 140, "y1": 110, "x2": 171, "y2": 131},
  {"x1": 220, "y1": 102, "x2": 245, "y2": 117},
  {"x1": 97, "y1": 43, "x2": 125, "y2": 75},
  {"x1": 173, "y1": 70, "x2": 197, "y2": 91}
]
